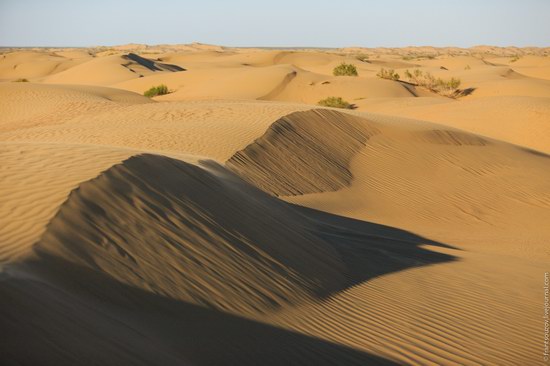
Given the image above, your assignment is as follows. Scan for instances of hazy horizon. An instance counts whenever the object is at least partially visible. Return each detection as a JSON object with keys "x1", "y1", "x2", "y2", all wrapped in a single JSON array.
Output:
[{"x1": 1, "y1": 0, "x2": 549, "y2": 48}]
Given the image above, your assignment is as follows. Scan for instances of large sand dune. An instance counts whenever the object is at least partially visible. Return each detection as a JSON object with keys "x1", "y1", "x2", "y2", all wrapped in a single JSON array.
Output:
[{"x1": 1, "y1": 45, "x2": 549, "y2": 365}]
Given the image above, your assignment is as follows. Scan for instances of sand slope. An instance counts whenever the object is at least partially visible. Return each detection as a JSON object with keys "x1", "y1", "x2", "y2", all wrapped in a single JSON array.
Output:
[
  {"x1": 2, "y1": 153, "x2": 433, "y2": 365},
  {"x1": 37, "y1": 155, "x2": 348, "y2": 314},
  {"x1": 0, "y1": 51, "x2": 90, "y2": 81},
  {"x1": 0, "y1": 143, "x2": 137, "y2": 262},
  {"x1": 0, "y1": 83, "x2": 151, "y2": 132},
  {"x1": 227, "y1": 109, "x2": 379, "y2": 195}
]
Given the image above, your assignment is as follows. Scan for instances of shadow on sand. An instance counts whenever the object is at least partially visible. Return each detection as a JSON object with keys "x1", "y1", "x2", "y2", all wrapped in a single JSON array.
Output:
[
  {"x1": 0, "y1": 154, "x2": 457, "y2": 365},
  {"x1": 1, "y1": 258, "x2": 398, "y2": 365},
  {"x1": 293, "y1": 204, "x2": 456, "y2": 286},
  {"x1": 123, "y1": 52, "x2": 185, "y2": 72}
]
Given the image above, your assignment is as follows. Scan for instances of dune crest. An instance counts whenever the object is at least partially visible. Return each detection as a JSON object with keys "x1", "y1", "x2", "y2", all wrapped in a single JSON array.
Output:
[{"x1": 35, "y1": 154, "x2": 348, "y2": 315}]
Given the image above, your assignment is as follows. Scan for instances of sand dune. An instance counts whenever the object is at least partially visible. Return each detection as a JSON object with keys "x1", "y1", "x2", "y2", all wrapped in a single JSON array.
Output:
[
  {"x1": 36, "y1": 155, "x2": 348, "y2": 314},
  {"x1": 359, "y1": 95, "x2": 550, "y2": 153},
  {"x1": 1, "y1": 45, "x2": 549, "y2": 365},
  {"x1": 116, "y1": 64, "x2": 300, "y2": 101},
  {"x1": 0, "y1": 142, "x2": 136, "y2": 262},
  {"x1": 0, "y1": 51, "x2": 90, "y2": 81},
  {"x1": 507, "y1": 56, "x2": 550, "y2": 80},
  {"x1": 0, "y1": 83, "x2": 151, "y2": 133},
  {"x1": 2, "y1": 152, "x2": 443, "y2": 365},
  {"x1": 42, "y1": 53, "x2": 184, "y2": 85},
  {"x1": 227, "y1": 109, "x2": 379, "y2": 195},
  {"x1": 115, "y1": 63, "x2": 417, "y2": 103}
]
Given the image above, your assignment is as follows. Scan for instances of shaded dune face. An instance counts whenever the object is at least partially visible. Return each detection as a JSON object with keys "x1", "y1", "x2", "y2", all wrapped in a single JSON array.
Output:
[
  {"x1": 122, "y1": 53, "x2": 185, "y2": 72},
  {"x1": 6, "y1": 153, "x2": 455, "y2": 365},
  {"x1": 226, "y1": 109, "x2": 379, "y2": 196},
  {"x1": 31, "y1": 153, "x2": 453, "y2": 316},
  {"x1": 34, "y1": 154, "x2": 348, "y2": 315}
]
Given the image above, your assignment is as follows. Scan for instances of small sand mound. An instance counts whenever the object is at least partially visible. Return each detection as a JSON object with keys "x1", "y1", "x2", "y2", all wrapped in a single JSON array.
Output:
[
  {"x1": 35, "y1": 154, "x2": 348, "y2": 315},
  {"x1": 226, "y1": 109, "x2": 379, "y2": 196},
  {"x1": 0, "y1": 83, "x2": 151, "y2": 133}
]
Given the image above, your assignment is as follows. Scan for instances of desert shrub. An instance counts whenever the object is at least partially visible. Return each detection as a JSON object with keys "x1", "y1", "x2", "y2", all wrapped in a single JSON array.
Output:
[
  {"x1": 464, "y1": 65, "x2": 471, "y2": 70},
  {"x1": 355, "y1": 54, "x2": 369, "y2": 62},
  {"x1": 144, "y1": 84, "x2": 169, "y2": 97},
  {"x1": 406, "y1": 69, "x2": 428, "y2": 85},
  {"x1": 510, "y1": 55, "x2": 521, "y2": 62},
  {"x1": 434, "y1": 77, "x2": 461, "y2": 96},
  {"x1": 404, "y1": 68, "x2": 461, "y2": 97},
  {"x1": 318, "y1": 96, "x2": 352, "y2": 109},
  {"x1": 333, "y1": 63, "x2": 358, "y2": 76},
  {"x1": 402, "y1": 55, "x2": 414, "y2": 61},
  {"x1": 377, "y1": 68, "x2": 400, "y2": 81},
  {"x1": 13, "y1": 78, "x2": 29, "y2": 82}
]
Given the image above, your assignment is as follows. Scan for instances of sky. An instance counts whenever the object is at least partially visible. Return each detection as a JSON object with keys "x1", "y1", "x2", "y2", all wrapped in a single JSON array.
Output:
[{"x1": 1, "y1": 0, "x2": 549, "y2": 47}]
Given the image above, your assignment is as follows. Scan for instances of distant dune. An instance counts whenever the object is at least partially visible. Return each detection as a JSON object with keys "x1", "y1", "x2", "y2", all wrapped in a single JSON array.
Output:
[{"x1": 1, "y1": 44, "x2": 549, "y2": 365}]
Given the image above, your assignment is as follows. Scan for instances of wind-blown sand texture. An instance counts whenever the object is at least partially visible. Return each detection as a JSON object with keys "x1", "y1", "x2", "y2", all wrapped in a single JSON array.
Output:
[{"x1": 1, "y1": 44, "x2": 549, "y2": 365}]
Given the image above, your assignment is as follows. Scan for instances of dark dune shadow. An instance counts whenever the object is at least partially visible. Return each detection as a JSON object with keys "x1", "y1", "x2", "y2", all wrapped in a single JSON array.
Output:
[
  {"x1": 292, "y1": 204, "x2": 456, "y2": 285},
  {"x1": 456, "y1": 87, "x2": 476, "y2": 97},
  {"x1": 398, "y1": 81, "x2": 420, "y2": 97},
  {"x1": 0, "y1": 257, "x2": 398, "y2": 366},
  {"x1": 123, "y1": 53, "x2": 185, "y2": 72}
]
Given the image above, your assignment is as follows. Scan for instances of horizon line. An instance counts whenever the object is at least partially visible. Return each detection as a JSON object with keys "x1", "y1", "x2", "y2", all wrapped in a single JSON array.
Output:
[{"x1": 1, "y1": 43, "x2": 549, "y2": 50}]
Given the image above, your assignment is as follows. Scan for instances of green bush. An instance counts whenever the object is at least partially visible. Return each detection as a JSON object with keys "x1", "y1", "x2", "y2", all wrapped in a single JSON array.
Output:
[
  {"x1": 355, "y1": 54, "x2": 369, "y2": 62},
  {"x1": 510, "y1": 55, "x2": 521, "y2": 63},
  {"x1": 404, "y1": 69, "x2": 461, "y2": 97},
  {"x1": 377, "y1": 68, "x2": 400, "y2": 81},
  {"x1": 13, "y1": 78, "x2": 29, "y2": 82},
  {"x1": 318, "y1": 96, "x2": 352, "y2": 109},
  {"x1": 333, "y1": 63, "x2": 358, "y2": 76},
  {"x1": 144, "y1": 84, "x2": 169, "y2": 97}
]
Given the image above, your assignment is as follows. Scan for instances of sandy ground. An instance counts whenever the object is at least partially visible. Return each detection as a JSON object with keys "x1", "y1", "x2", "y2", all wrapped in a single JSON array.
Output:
[{"x1": 1, "y1": 44, "x2": 549, "y2": 365}]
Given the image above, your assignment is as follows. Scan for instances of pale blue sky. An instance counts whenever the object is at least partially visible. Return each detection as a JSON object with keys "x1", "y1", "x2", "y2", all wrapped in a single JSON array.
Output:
[{"x1": 1, "y1": 0, "x2": 548, "y2": 47}]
